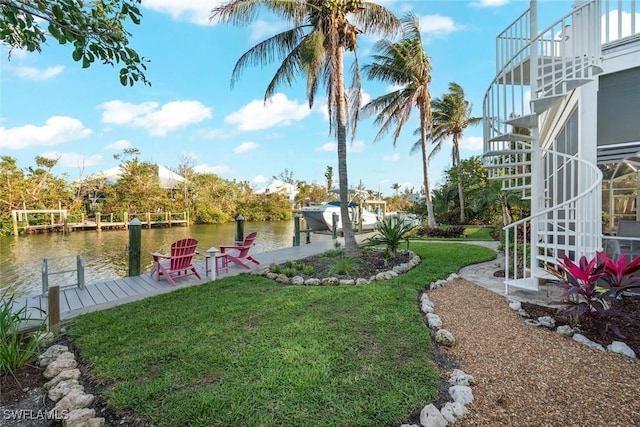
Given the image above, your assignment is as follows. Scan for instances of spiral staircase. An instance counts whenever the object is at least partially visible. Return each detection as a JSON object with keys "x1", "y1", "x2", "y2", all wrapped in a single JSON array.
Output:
[{"x1": 483, "y1": 1, "x2": 604, "y2": 293}]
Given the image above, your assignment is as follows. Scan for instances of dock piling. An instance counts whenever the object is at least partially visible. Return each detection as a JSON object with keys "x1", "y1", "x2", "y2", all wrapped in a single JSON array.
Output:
[{"x1": 128, "y1": 217, "x2": 142, "y2": 276}]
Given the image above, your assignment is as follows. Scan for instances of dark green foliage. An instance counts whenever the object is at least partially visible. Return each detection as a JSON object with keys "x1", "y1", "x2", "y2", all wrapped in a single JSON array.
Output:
[
  {"x1": 416, "y1": 225, "x2": 466, "y2": 238},
  {"x1": 0, "y1": 0, "x2": 149, "y2": 86}
]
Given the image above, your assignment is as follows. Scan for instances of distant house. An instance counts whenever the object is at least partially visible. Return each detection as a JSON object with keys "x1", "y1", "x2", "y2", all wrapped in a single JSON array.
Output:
[
  {"x1": 81, "y1": 164, "x2": 185, "y2": 189},
  {"x1": 255, "y1": 179, "x2": 297, "y2": 203}
]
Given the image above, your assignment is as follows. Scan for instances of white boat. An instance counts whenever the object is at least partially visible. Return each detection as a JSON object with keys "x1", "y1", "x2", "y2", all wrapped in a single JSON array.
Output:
[{"x1": 301, "y1": 200, "x2": 384, "y2": 232}]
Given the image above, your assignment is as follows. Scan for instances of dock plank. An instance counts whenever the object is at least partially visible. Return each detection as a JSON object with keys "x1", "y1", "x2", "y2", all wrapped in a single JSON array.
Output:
[
  {"x1": 63, "y1": 288, "x2": 85, "y2": 311},
  {"x1": 113, "y1": 277, "x2": 144, "y2": 296},
  {"x1": 101, "y1": 280, "x2": 128, "y2": 299},
  {"x1": 74, "y1": 287, "x2": 98, "y2": 307},
  {"x1": 93, "y1": 282, "x2": 120, "y2": 301},
  {"x1": 85, "y1": 285, "x2": 108, "y2": 305}
]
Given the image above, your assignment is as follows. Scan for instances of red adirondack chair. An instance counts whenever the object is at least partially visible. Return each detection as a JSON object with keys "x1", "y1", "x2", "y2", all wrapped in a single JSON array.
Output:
[
  {"x1": 219, "y1": 231, "x2": 261, "y2": 269},
  {"x1": 151, "y1": 238, "x2": 202, "y2": 286}
]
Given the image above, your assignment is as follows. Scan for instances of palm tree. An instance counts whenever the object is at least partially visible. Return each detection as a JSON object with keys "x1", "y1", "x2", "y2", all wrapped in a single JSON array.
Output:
[
  {"x1": 428, "y1": 82, "x2": 481, "y2": 223},
  {"x1": 391, "y1": 182, "x2": 400, "y2": 196},
  {"x1": 361, "y1": 13, "x2": 436, "y2": 226},
  {"x1": 211, "y1": 1, "x2": 400, "y2": 253}
]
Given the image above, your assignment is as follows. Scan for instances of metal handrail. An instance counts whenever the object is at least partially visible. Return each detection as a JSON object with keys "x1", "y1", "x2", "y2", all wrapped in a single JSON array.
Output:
[{"x1": 42, "y1": 255, "x2": 85, "y2": 295}]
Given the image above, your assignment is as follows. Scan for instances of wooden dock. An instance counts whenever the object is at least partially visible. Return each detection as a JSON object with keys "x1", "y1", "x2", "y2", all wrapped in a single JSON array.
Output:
[
  {"x1": 6, "y1": 238, "x2": 352, "y2": 325},
  {"x1": 12, "y1": 210, "x2": 189, "y2": 235}
]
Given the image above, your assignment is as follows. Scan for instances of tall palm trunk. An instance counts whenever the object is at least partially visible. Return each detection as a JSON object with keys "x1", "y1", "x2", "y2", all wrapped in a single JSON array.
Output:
[
  {"x1": 453, "y1": 134, "x2": 465, "y2": 223},
  {"x1": 335, "y1": 46, "x2": 358, "y2": 252},
  {"x1": 420, "y1": 107, "x2": 436, "y2": 226}
]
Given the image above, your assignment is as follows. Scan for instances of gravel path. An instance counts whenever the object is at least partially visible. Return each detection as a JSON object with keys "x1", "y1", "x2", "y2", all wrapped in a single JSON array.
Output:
[{"x1": 428, "y1": 279, "x2": 640, "y2": 427}]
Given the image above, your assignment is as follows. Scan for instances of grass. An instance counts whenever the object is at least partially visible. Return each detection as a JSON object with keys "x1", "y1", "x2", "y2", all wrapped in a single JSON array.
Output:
[
  {"x1": 463, "y1": 226, "x2": 496, "y2": 241},
  {"x1": 68, "y1": 242, "x2": 495, "y2": 427}
]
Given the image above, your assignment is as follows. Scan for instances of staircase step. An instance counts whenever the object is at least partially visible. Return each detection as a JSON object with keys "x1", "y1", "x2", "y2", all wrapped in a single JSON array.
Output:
[
  {"x1": 531, "y1": 94, "x2": 564, "y2": 114},
  {"x1": 504, "y1": 114, "x2": 538, "y2": 129},
  {"x1": 488, "y1": 133, "x2": 535, "y2": 143},
  {"x1": 505, "y1": 277, "x2": 539, "y2": 291}
]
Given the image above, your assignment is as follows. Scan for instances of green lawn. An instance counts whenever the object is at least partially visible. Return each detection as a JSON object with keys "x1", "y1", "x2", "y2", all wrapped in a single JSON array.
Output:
[
  {"x1": 463, "y1": 226, "x2": 497, "y2": 241},
  {"x1": 68, "y1": 243, "x2": 495, "y2": 427}
]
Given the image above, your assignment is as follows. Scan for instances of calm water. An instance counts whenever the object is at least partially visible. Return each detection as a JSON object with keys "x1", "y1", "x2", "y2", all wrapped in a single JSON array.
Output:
[{"x1": 0, "y1": 221, "x2": 332, "y2": 297}]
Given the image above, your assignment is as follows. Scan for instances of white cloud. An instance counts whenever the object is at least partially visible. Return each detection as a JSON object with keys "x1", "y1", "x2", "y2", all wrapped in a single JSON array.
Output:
[
  {"x1": 253, "y1": 175, "x2": 268, "y2": 184},
  {"x1": 0, "y1": 116, "x2": 92, "y2": 149},
  {"x1": 180, "y1": 151, "x2": 201, "y2": 160},
  {"x1": 105, "y1": 139, "x2": 132, "y2": 150},
  {"x1": 315, "y1": 140, "x2": 365, "y2": 153},
  {"x1": 224, "y1": 93, "x2": 311, "y2": 131},
  {"x1": 142, "y1": 0, "x2": 226, "y2": 25},
  {"x1": 234, "y1": 141, "x2": 259, "y2": 154},
  {"x1": 419, "y1": 14, "x2": 465, "y2": 39},
  {"x1": 471, "y1": 0, "x2": 510, "y2": 7},
  {"x1": 349, "y1": 140, "x2": 366, "y2": 153},
  {"x1": 383, "y1": 153, "x2": 401, "y2": 161},
  {"x1": 462, "y1": 136, "x2": 483, "y2": 151},
  {"x1": 98, "y1": 100, "x2": 212, "y2": 136},
  {"x1": 194, "y1": 163, "x2": 231, "y2": 174},
  {"x1": 13, "y1": 65, "x2": 64, "y2": 80},
  {"x1": 250, "y1": 20, "x2": 284, "y2": 41},
  {"x1": 40, "y1": 151, "x2": 103, "y2": 168},
  {"x1": 316, "y1": 142, "x2": 335, "y2": 152}
]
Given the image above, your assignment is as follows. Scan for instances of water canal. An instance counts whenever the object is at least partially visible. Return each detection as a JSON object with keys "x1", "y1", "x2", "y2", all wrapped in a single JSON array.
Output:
[{"x1": 0, "y1": 221, "x2": 333, "y2": 297}]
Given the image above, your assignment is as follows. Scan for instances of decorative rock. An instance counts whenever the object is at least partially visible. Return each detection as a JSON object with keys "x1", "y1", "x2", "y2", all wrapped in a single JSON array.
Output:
[
  {"x1": 304, "y1": 278, "x2": 321, "y2": 286},
  {"x1": 517, "y1": 308, "x2": 530, "y2": 318},
  {"x1": 556, "y1": 325, "x2": 574, "y2": 336},
  {"x1": 33, "y1": 331, "x2": 56, "y2": 347},
  {"x1": 339, "y1": 279, "x2": 355, "y2": 285},
  {"x1": 39, "y1": 345, "x2": 69, "y2": 367},
  {"x1": 44, "y1": 358, "x2": 78, "y2": 379},
  {"x1": 508, "y1": 300, "x2": 521, "y2": 311},
  {"x1": 321, "y1": 277, "x2": 339, "y2": 286},
  {"x1": 50, "y1": 391, "x2": 95, "y2": 417},
  {"x1": 524, "y1": 319, "x2": 541, "y2": 327},
  {"x1": 449, "y1": 369, "x2": 476, "y2": 386},
  {"x1": 82, "y1": 418, "x2": 106, "y2": 427},
  {"x1": 449, "y1": 385, "x2": 474, "y2": 405},
  {"x1": 607, "y1": 341, "x2": 636, "y2": 358},
  {"x1": 537, "y1": 316, "x2": 556, "y2": 328},
  {"x1": 355, "y1": 278, "x2": 370, "y2": 285},
  {"x1": 400, "y1": 424, "x2": 420, "y2": 427},
  {"x1": 419, "y1": 404, "x2": 448, "y2": 427},
  {"x1": 44, "y1": 369, "x2": 81, "y2": 390},
  {"x1": 291, "y1": 276, "x2": 305, "y2": 285},
  {"x1": 63, "y1": 408, "x2": 95, "y2": 426},
  {"x1": 440, "y1": 401, "x2": 469, "y2": 423},
  {"x1": 426, "y1": 313, "x2": 442, "y2": 330},
  {"x1": 449, "y1": 273, "x2": 459, "y2": 279},
  {"x1": 275, "y1": 274, "x2": 290, "y2": 283},
  {"x1": 48, "y1": 379, "x2": 84, "y2": 402},
  {"x1": 572, "y1": 333, "x2": 605, "y2": 351},
  {"x1": 435, "y1": 329, "x2": 456, "y2": 346},
  {"x1": 421, "y1": 295, "x2": 435, "y2": 314}
]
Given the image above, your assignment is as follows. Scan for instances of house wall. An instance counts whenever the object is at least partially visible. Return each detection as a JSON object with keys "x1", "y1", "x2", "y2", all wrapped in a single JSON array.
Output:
[{"x1": 596, "y1": 40, "x2": 640, "y2": 162}]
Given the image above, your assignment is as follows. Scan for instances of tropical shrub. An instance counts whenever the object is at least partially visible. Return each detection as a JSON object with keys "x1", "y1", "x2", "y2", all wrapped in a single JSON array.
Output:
[
  {"x1": 0, "y1": 292, "x2": 45, "y2": 379},
  {"x1": 364, "y1": 216, "x2": 416, "y2": 257},
  {"x1": 416, "y1": 225, "x2": 465, "y2": 239},
  {"x1": 555, "y1": 252, "x2": 640, "y2": 337}
]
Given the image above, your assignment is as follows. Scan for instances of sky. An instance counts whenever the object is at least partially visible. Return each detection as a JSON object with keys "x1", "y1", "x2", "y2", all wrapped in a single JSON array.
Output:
[{"x1": 0, "y1": 0, "x2": 569, "y2": 197}]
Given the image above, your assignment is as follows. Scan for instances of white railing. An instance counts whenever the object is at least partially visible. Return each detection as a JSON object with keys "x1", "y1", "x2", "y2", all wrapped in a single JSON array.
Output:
[
  {"x1": 502, "y1": 145, "x2": 602, "y2": 293},
  {"x1": 602, "y1": 0, "x2": 639, "y2": 45}
]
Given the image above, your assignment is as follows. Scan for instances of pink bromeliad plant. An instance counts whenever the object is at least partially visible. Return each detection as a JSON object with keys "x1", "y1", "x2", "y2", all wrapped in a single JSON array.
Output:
[{"x1": 556, "y1": 252, "x2": 640, "y2": 338}]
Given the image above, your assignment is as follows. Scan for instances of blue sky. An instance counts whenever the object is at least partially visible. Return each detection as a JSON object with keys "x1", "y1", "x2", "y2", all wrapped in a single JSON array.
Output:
[{"x1": 0, "y1": 0, "x2": 567, "y2": 197}]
